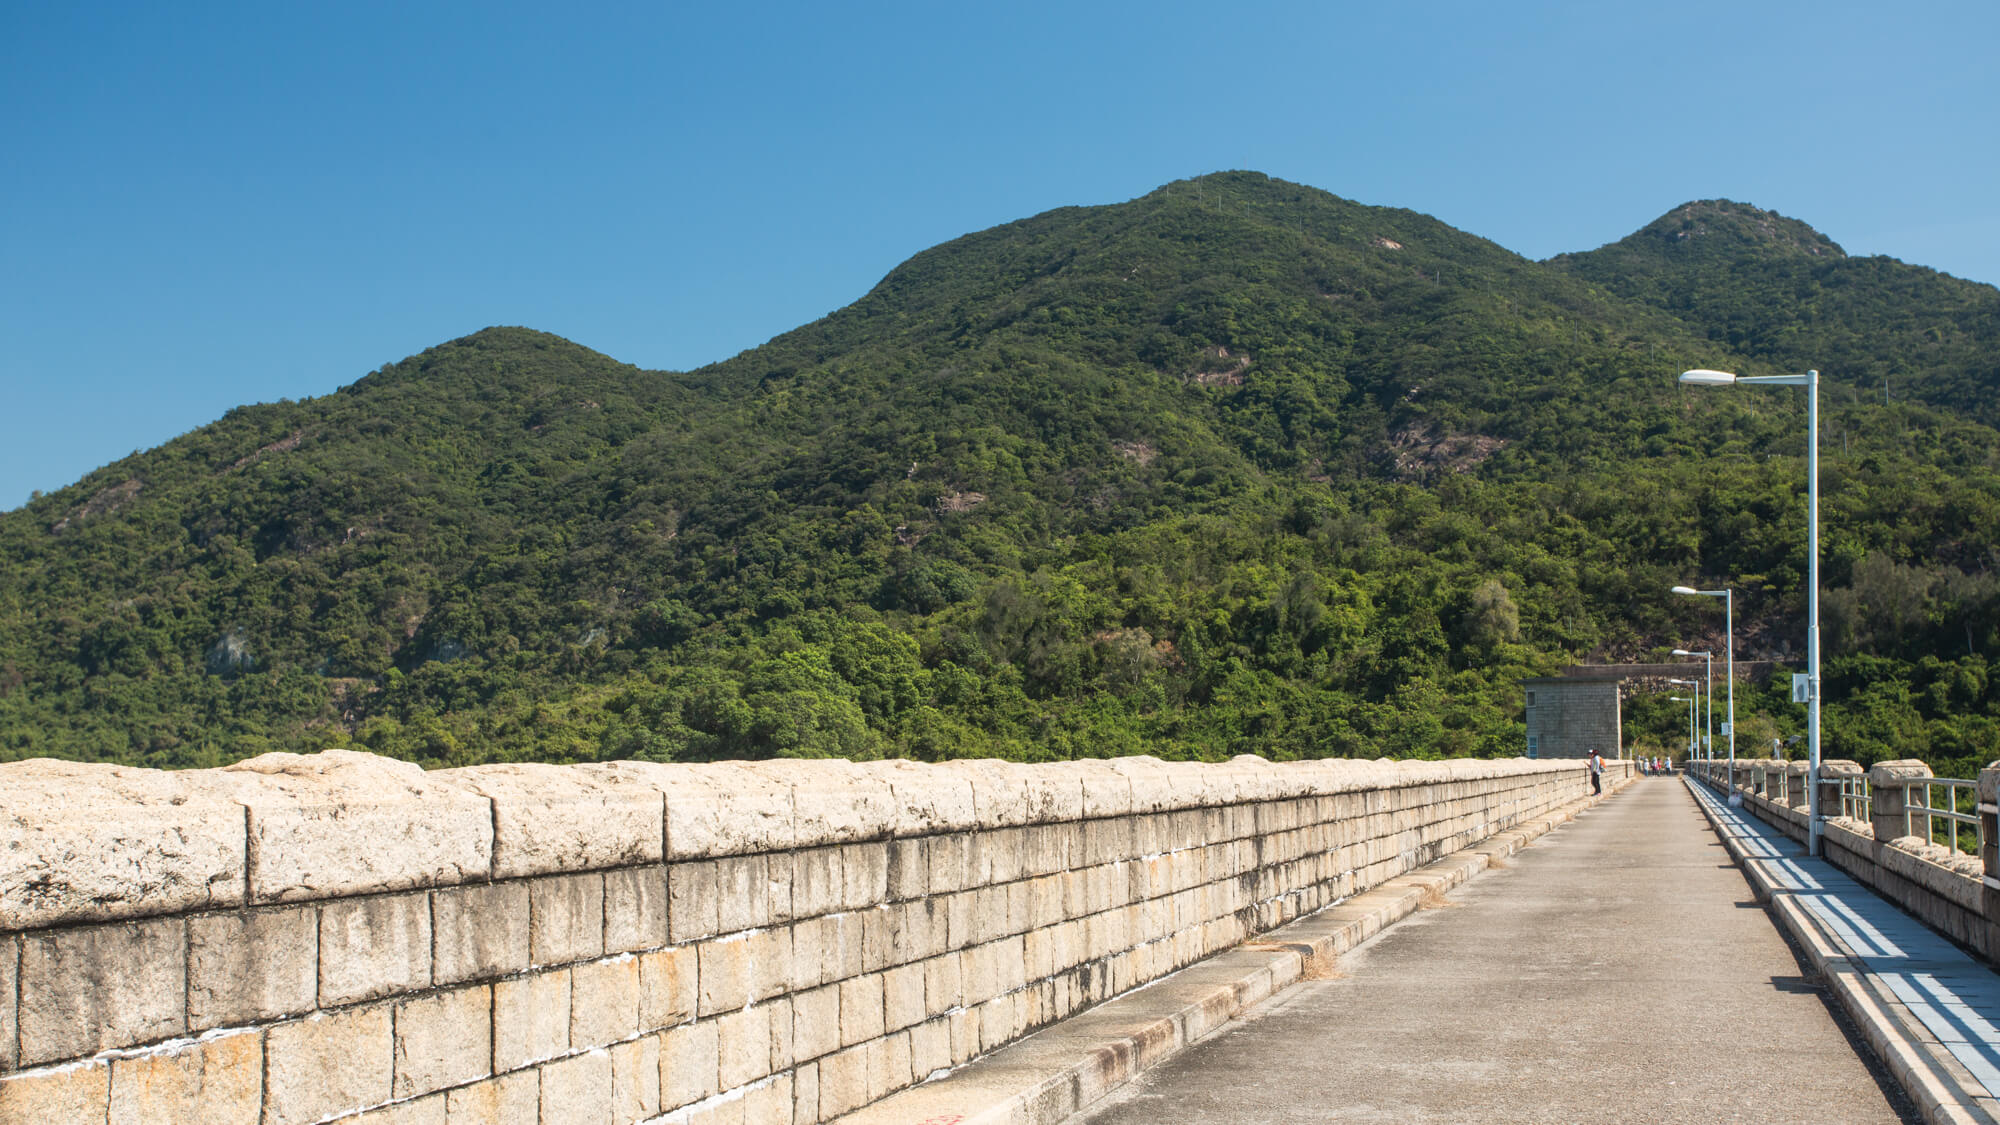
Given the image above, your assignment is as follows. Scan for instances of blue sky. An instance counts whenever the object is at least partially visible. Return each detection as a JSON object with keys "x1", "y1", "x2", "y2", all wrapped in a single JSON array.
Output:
[{"x1": 5, "y1": 1, "x2": 1996, "y2": 511}]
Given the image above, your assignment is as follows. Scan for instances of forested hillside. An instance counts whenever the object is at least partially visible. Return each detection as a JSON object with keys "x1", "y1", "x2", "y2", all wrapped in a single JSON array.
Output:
[{"x1": 3, "y1": 172, "x2": 1996, "y2": 773}]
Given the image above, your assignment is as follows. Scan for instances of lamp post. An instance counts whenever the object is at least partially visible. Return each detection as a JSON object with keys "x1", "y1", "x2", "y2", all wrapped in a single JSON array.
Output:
[
  {"x1": 1668, "y1": 681, "x2": 1700, "y2": 761},
  {"x1": 1673, "y1": 586, "x2": 1734, "y2": 767},
  {"x1": 1673, "y1": 648, "x2": 1713, "y2": 761},
  {"x1": 1669, "y1": 695, "x2": 1696, "y2": 763},
  {"x1": 1680, "y1": 368, "x2": 1822, "y2": 856}
]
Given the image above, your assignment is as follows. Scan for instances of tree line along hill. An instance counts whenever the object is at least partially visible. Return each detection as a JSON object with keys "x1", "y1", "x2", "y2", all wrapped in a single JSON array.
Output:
[{"x1": 3, "y1": 172, "x2": 1996, "y2": 775}]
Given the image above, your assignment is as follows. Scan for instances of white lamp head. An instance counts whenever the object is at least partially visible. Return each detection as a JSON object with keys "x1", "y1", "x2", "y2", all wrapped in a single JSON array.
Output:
[{"x1": 1680, "y1": 369, "x2": 1738, "y2": 385}]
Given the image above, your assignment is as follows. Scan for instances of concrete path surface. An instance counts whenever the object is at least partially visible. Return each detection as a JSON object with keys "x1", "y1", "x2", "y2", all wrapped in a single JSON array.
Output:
[{"x1": 1076, "y1": 777, "x2": 1919, "y2": 1125}]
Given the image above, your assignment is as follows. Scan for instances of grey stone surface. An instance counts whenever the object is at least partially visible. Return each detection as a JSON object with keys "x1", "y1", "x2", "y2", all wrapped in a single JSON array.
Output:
[
  {"x1": 603, "y1": 865, "x2": 669, "y2": 953},
  {"x1": 108, "y1": 1027, "x2": 263, "y2": 1124},
  {"x1": 395, "y1": 984, "x2": 492, "y2": 1098},
  {"x1": 263, "y1": 1003, "x2": 394, "y2": 1125},
  {"x1": 219, "y1": 750, "x2": 491, "y2": 903},
  {"x1": 435, "y1": 762, "x2": 663, "y2": 878},
  {"x1": 432, "y1": 880, "x2": 530, "y2": 984},
  {"x1": 528, "y1": 872, "x2": 604, "y2": 966},
  {"x1": 445, "y1": 1071, "x2": 539, "y2": 1125},
  {"x1": 538, "y1": 1050, "x2": 611, "y2": 1125},
  {"x1": 569, "y1": 956, "x2": 640, "y2": 1050},
  {"x1": 320, "y1": 892, "x2": 432, "y2": 1006},
  {"x1": 19, "y1": 916, "x2": 186, "y2": 1065},
  {"x1": 189, "y1": 904, "x2": 318, "y2": 1027},
  {"x1": 493, "y1": 969, "x2": 571, "y2": 1070},
  {"x1": 0, "y1": 1058, "x2": 108, "y2": 1124},
  {"x1": 1082, "y1": 779, "x2": 1917, "y2": 1125},
  {"x1": 0, "y1": 757, "x2": 245, "y2": 929}
]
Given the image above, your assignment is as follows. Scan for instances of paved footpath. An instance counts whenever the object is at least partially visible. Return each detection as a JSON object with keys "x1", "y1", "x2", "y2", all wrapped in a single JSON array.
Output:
[{"x1": 1077, "y1": 777, "x2": 1918, "y2": 1125}]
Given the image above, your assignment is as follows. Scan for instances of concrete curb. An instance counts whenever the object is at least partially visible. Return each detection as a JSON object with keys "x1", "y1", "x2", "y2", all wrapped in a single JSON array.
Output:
[
  {"x1": 1687, "y1": 777, "x2": 2000, "y2": 1125},
  {"x1": 832, "y1": 778, "x2": 1631, "y2": 1125}
]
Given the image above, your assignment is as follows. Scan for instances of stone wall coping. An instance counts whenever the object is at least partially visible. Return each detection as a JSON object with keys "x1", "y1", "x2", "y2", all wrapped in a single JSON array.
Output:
[
  {"x1": 1818, "y1": 760, "x2": 1865, "y2": 779},
  {"x1": 1867, "y1": 759, "x2": 1934, "y2": 785},
  {"x1": 1978, "y1": 762, "x2": 2000, "y2": 805},
  {"x1": 0, "y1": 750, "x2": 1585, "y2": 931}
]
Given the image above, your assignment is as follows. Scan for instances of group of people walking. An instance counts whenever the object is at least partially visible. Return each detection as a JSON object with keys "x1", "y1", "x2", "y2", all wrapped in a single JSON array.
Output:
[{"x1": 1584, "y1": 750, "x2": 1673, "y2": 796}]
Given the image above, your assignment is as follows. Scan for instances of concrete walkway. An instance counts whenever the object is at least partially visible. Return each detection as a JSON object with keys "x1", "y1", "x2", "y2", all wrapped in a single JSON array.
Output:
[{"x1": 1077, "y1": 777, "x2": 1917, "y2": 1125}]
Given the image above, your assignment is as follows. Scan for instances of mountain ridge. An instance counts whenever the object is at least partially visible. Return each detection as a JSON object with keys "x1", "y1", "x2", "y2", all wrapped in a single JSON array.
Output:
[{"x1": 4, "y1": 172, "x2": 1996, "y2": 772}]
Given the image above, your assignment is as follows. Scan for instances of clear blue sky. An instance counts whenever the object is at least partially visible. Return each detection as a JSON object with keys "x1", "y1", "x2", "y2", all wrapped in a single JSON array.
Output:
[{"x1": 5, "y1": 1, "x2": 1996, "y2": 511}]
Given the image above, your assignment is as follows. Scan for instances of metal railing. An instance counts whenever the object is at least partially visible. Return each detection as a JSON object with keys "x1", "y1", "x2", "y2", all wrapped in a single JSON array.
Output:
[
  {"x1": 1688, "y1": 759, "x2": 1985, "y2": 860},
  {"x1": 1905, "y1": 777, "x2": 1981, "y2": 855}
]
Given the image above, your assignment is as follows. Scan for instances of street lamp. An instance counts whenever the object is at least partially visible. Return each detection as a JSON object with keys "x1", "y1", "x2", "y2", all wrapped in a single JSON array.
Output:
[
  {"x1": 1680, "y1": 367, "x2": 1822, "y2": 856},
  {"x1": 1673, "y1": 648, "x2": 1713, "y2": 761},
  {"x1": 1669, "y1": 695, "x2": 1697, "y2": 762},
  {"x1": 1673, "y1": 586, "x2": 1734, "y2": 767}
]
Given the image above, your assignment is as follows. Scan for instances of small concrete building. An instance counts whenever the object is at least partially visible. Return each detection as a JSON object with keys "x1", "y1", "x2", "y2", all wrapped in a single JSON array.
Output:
[{"x1": 1522, "y1": 675, "x2": 1621, "y2": 759}]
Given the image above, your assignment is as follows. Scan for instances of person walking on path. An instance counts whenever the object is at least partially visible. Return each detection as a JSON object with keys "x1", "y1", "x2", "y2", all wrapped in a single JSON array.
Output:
[{"x1": 1588, "y1": 748, "x2": 1604, "y2": 794}]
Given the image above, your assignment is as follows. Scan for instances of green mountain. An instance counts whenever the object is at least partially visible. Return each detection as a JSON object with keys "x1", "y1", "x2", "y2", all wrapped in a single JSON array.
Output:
[
  {"x1": 4, "y1": 172, "x2": 1997, "y2": 772},
  {"x1": 1552, "y1": 199, "x2": 2000, "y2": 426}
]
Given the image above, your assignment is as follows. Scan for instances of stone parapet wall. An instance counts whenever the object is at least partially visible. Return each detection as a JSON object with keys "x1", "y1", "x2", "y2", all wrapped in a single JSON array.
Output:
[{"x1": 1, "y1": 751, "x2": 1616, "y2": 1124}]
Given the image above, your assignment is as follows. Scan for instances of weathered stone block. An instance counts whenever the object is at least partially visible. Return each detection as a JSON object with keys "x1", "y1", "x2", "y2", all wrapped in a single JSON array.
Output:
[
  {"x1": 395, "y1": 984, "x2": 492, "y2": 1099},
  {"x1": 264, "y1": 1002, "x2": 394, "y2": 1125},
  {"x1": 700, "y1": 934, "x2": 754, "y2": 1017},
  {"x1": 741, "y1": 1073, "x2": 793, "y2": 1125},
  {"x1": 925, "y1": 833, "x2": 972, "y2": 895},
  {"x1": 220, "y1": 750, "x2": 491, "y2": 903},
  {"x1": 438, "y1": 762, "x2": 663, "y2": 879},
  {"x1": 757, "y1": 759, "x2": 894, "y2": 849},
  {"x1": 0, "y1": 758, "x2": 245, "y2": 929},
  {"x1": 714, "y1": 853, "x2": 770, "y2": 934},
  {"x1": 716, "y1": 1005, "x2": 775, "y2": 1089},
  {"x1": 432, "y1": 880, "x2": 530, "y2": 985},
  {"x1": 529, "y1": 872, "x2": 604, "y2": 965},
  {"x1": 348, "y1": 1093, "x2": 448, "y2": 1124},
  {"x1": 105, "y1": 1028, "x2": 262, "y2": 1124},
  {"x1": 320, "y1": 893, "x2": 431, "y2": 1006},
  {"x1": 658, "y1": 1019, "x2": 721, "y2": 1111},
  {"x1": 793, "y1": 982, "x2": 842, "y2": 1062},
  {"x1": 885, "y1": 837, "x2": 928, "y2": 901},
  {"x1": 882, "y1": 962, "x2": 926, "y2": 1032},
  {"x1": 603, "y1": 865, "x2": 669, "y2": 954},
  {"x1": 860, "y1": 760, "x2": 977, "y2": 837},
  {"x1": 838, "y1": 972, "x2": 885, "y2": 1048},
  {"x1": 538, "y1": 1049, "x2": 612, "y2": 1125},
  {"x1": 570, "y1": 956, "x2": 641, "y2": 1050},
  {"x1": 867, "y1": 1029, "x2": 914, "y2": 1102},
  {"x1": 789, "y1": 847, "x2": 843, "y2": 919},
  {"x1": 20, "y1": 916, "x2": 185, "y2": 1065},
  {"x1": 493, "y1": 968, "x2": 571, "y2": 1070},
  {"x1": 910, "y1": 1016, "x2": 953, "y2": 1081},
  {"x1": 840, "y1": 843, "x2": 889, "y2": 911},
  {"x1": 188, "y1": 904, "x2": 317, "y2": 1028},
  {"x1": 661, "y1": 762, "x2": 795, "y2": 860},
  {"x1": 815, "y1": 1042, "x2": 870, "y2": 1119},
  {"x1": 768, "y1": 995, "x2": 795, "y2": 1072},
  {"x1": 444, "y1": 1071, "x2": 539, "y2": 1125},
  {"x1": 0, "y1": 1059, "x2": 108, "y2": 1125},
  {"x1": 669, "y1": 860, "x2": 721, "y2": 944},
  {"x1": 748, "y1": 924, "x2": 794, "y2": 1002},
  {"x1": 922, "y1": 951, "x2": 962, "y2": 1019},
  {"x1": 639, "y1": 945, "x2": 698, "y2": 1031},
  {"x1": 793, "y1": 1061, "x2": 819, "y2": 1125},
  {"x1": 612, "y1": 1034, "x2": 662, "y2": 1123}
]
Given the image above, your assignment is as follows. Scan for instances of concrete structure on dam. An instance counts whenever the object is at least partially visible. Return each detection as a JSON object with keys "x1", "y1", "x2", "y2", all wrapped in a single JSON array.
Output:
[{"x1": 0, "y1": 750, "x2": 1621, "y2": 1123}]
